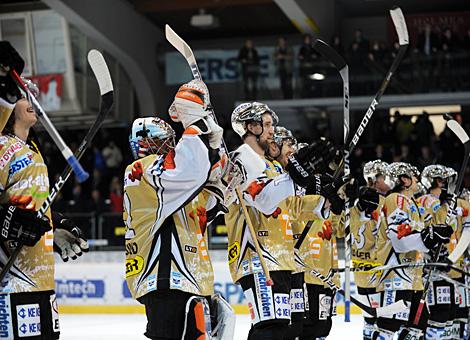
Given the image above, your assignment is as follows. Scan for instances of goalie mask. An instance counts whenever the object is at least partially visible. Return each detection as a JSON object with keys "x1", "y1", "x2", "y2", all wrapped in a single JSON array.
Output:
[
  {"x1": 385, "y1": 162, "x2": 420, "y2": 190},
  {"x1": 129, "y1": 117, "x2": 175, "y2": 159},
  {"x1": 231, "y1": 102, "x2": 279, "y2": 138},
  {"x1": 420, "y1": 164, "x2": 447, "y2": 190},
  {"x1": 363, "y1": 160, "x2": 389, "y2": 184}
]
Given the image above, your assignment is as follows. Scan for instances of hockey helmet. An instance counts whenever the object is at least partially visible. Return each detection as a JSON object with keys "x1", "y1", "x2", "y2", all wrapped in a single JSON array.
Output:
[
  {"x1": 385, "y1": 162, "x2": 420, "y2": 189},
  {"x1": 231, "y1": 102, "x2": 279, "y2": 138},
  {"x1": 420, "y1": 164, "x2": 447, "y2": 190},
  {"x1": 363, "y1": 160, "x2": 389, "y2": 184},
  {"x1": 129, "y1": 117, "x2": 175, "y2": 159},
  {"x1": 273, "y1": 126, "x2": 297, "y2": 149}
]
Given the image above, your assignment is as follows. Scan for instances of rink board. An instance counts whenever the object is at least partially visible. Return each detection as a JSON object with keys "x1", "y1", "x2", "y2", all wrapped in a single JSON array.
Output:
[{"x1": 55, "y1": 251, "x2": 361, "y2": 314}]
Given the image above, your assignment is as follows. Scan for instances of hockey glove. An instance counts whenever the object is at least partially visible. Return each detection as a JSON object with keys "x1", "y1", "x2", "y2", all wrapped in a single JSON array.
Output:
[
  {"x1": 420, "y1": 224, "x2": 453, "y2": 250},
  {"x1": 343, "y1": 180, "x2": 359, "y2": 202},
  {"x1": 53, "y1": 212, "x2": 89, "y2": 262},
  {"x1": 357, "y1": 187, "x2": 380, "y2": 215},
  {"x1": 317, "y1": 174, "x2": 346, "y2": 215},
  {"x1": 0, "y1": 205, "x2": 51, "y2": 247},
  {"x1": 0, "y1": 41, "x2": 24, "y2": 104},
  {"x1": 285, "y1": 138, "x2": 337, "y2": 187},
  {"x1": 439, "y1": 188, "x2": 456, "y2": 206}
]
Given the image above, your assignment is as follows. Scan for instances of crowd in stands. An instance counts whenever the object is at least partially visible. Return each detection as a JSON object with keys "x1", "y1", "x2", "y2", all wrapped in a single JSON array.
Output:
[{"x1": 238, "y1": 25, "x2": 470, "y2": 99}]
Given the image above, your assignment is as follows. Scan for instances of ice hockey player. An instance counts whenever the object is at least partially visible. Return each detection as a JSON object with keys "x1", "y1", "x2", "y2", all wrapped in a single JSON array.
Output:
[
  {"x1": 0, "y1": 41, "x2": 89, "y2": 339},
  {"x1": 374, "y1": 162, "x2": 453, "y2": 339},
  {"x1": 343, "y1": 161, "x2": 384, "y2": 340},
  {"x1": 123, "y1": 79, "x2": 239, "y2": 340},
  {"x1": 226, "y1": 102, "x2": 339, "y2": 340},
  {"x1": 419, "y1": 165, "x2": 470, "y2": 339}
]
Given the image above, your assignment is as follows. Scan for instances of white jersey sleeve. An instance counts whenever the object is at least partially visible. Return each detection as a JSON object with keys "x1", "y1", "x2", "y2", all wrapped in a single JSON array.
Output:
[
  {"x1": 144, "y1": 133, "x2": 210, "y2": 223},
  {"x1": 242, "y1": 173, "x2": 296, "y2": 215},
  {"x1": 385, "y1": 206, "x2": 428, "y2": 253}
]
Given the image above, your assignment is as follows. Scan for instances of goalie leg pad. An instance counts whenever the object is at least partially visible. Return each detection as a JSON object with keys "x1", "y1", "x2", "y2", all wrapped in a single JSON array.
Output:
[
  {"x1": 300, "y1": 284, "x2": 333, "y2": 339},
  {"x1": 210, "y1": 294, "x2": 235, "y2": 340},
  {"x1": 372, "y1": 327, "x2": 395, "y2": 340},
  {"x1": 182, "y1": 296, "x2": 212, "y2": 340},
  {"x1": 396, "y1": 326, "x2": 424, "y2": 340}
]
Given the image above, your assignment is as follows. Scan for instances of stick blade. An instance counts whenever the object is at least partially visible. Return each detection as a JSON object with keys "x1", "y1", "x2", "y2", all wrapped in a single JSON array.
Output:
[
  {"x1": 313, "y1": 39, "x2": 347, "y2": 71},
  {"x1": 390, "y1": 7, "x2": 409, "y2": 46},
  {"x1": 448, "y1": 228, "x2": 470, "y2": 263},
  {"x1": 165, "y1": 24, "x2": 194, "y2": 61},
  {"x1": 87, "y1": 50, "x2": 113, "y2": 95},
  {"x1": 447, "y1": 119, "x2": 470, "y2": 144}
]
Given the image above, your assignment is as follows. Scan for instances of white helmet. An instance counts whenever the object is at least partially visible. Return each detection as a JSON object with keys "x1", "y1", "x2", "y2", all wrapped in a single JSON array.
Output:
[
  {"x1": 385, "y1": 162, "x2": 420, "y2": 189},
  {"x1": 273, "y1": 126, "x2": 297, "y2": 148},
  {"x1": 129, "y1": 117, "x2": 175, "y2": 159},
  {"x1": 231, "y1": 102, "x2": 279, "y2": 138},
  {"x1": 363, "y1": 160, "x2": 389, "y2": 184},
  {"x1": 420, "y1": 164, "x2": 447, "y2": 190}
]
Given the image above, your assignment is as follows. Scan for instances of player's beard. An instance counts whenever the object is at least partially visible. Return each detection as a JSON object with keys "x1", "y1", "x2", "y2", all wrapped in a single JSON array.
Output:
[{"x1": 258, "y1": 138, "x2": 271, "y2": 155}]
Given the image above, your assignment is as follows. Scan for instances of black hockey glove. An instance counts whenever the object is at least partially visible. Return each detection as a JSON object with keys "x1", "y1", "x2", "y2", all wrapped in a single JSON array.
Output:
[
  {"x1": 285, "y1": 138, "x2": 337, "y2": 187},
  {"x1": 344, "y1": 180, "x2": 359, "y2": 202},
  {"x1": 357, "y1": 187, "x2": 380, "y2": 215},
  {"x1": 0, "y1": 41, "x2": 24, "y2": 104},
  {"x1": 307, "y1": 174, "x2": 345, "y2": 215},
  {"x1": 420, "y1": 224, "x2": 453, "y2": 250},
  {"x1": 53, "y1": 212, "x2": 89, "y2": 262},
  {"x1": 0, "y1": 205, "x2": 51, "y2": 247}
]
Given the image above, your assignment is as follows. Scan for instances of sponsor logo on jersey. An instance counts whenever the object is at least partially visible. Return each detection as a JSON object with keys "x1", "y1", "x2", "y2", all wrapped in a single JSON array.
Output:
[
  {"x1": 0, "y1": 293, "x2": 13, "y2": 338},
  {"x1": 125, "y1": 242, "x2": 138, "y2": 256},
  {"x1": 55, "y1": 280, "x2": 105, "y2": 298},
  {"x1": 147, "y1": 274, "x2": 157, "y2": 292},
  {"x1": 9, "y1": 153, "x2": 34, "y2": 176},
  {"x1": 257, "y1": 230, "x2": 268, "y2": 237},
  {"x1": 16, "y1": 303, "x2": 41, "y2": 337},
  {"x1": 10, "y1": 174, "x2": 49, "y2": 191},
  {"x1": 255, "y1": 272, "x2": 273, "y2": 319},
  {"x1": 184, "y1": 245, "x2": 197, "y2": 253},
  {"x1": 228, "y1": 242, "x2": 240, "y2": 264},
  {"x1": 171, "y1": 272, "x2": 182, "y2": 289},
  {"x1": 126, "y1": 256, "x2": 145, "y2": 278},
  {"x1": 0, "y1": 142, "x2": 23, "y2": 169},
  {"x1": 127, "y1": 161, "x2": 143, "y2": 182}
]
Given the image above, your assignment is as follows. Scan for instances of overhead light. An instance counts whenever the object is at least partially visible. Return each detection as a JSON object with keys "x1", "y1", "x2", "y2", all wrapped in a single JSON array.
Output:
[
  {"x1": 190, "y1": 9, "x2": 219, "y2": 28},
  {"x1": 309, "y1": 73, "x2": 325, "y2": 80}
]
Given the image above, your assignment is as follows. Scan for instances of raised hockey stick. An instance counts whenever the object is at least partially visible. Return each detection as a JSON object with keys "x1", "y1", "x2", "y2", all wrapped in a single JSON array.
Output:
[
  {"x1": 432, "y1": 272, "x2": 470, "y2": 290},
  {"x1": 166, "y1": 24, "x2": 274, "y2": 285},
  {"x1": 0, "y1": 50, "x2": 114, "y2": 283},
  {"x1": 447, "y1": 119, "x2": 470, "y2": 263},
  {"x1": 414, "y1": 118, "x2": 470, "y2": 325},
  {"x1": 332, "y1": 7, "x2": 408, "y2": 180},
  {"x1": 309, "y1": 268, "x2": 409, "y2": 318},
  {"x1": 10, "y1": 70, "x2": 89, "y2": 183},
  {"x1": 313, "y1": 38, "x2": 352, "y2": 321}
]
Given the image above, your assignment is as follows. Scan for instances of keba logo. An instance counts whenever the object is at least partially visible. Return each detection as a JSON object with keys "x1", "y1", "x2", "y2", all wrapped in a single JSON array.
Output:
[{"x1": 184, "y1": 245, "x2": 197, "y2": 253}]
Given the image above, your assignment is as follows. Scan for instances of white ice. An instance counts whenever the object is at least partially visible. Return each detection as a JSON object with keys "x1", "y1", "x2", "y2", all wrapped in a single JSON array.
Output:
[{"x1": 59, "y1": 313, "x2": 364, "y2": 340}]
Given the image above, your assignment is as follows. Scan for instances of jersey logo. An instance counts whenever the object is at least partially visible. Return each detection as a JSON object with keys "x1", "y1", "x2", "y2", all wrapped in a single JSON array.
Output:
[
  {"x1": 0, "y1": 142, "x2": 23, "y2": 169},
  {"x1": 318, "y1": 220, "x2": 333, "y2": 241},
  {"x1": 228, "y1": 242, "x2": 240, "y2": 264},
  {"x1": 189, "y1": 206, "x2": 207, "y2": 235},
  {"x1": 397, "y1": 224, "x2": 412, "y2": 239},
  {"x1": 128, "y1": 161, "x2": 143, "y2": 182},
  {"x1": 125, "y1": 255, "x2": 144, "y2": 277},
  {"x1": 246, "y1": 180, "x2": 266, "y2": 200},
  {"x1": 9, "y1": 153, "x2": 34, "y2": 176},
  {"x1": 163, "y1": 150, "x2": 175, "y2": 170}
]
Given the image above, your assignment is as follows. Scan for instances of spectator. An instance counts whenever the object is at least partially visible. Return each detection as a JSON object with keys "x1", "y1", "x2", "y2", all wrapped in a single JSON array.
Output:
[
  {"x1": 395, "y1": 113, "x2": 414, "y2": 145},
  {"x1": 102, "y1": 140, "x2": 123, "y2": 177},
  {"x1": 93, "y1": 146, "x2": 107, "y2": 174},
  {"x1": 109, "y1": 176, "x2": 123, "y2": 213},
  {"x1": 90, "y1": 189, "x2": 109, "y2": 214},
  {"x1": 416, "y1": 24, "x2": 439, "y2": 56},
  {"x1": 416, "y1": 146, "x2": 434, "y2": 170},
  {"x1": 440, "y1": 27, "x2": 458, "y2": 52},
  {"x1": 351, "y1": 29, "x2": 369, "y2": 55},
  {"x1": 331, "y1": 35, "x2": 344, "y2": 56},
  {"x1": 238, "y1": 39, "x2": 260, "y2": 100},
  {"x1": 413, "y1": 111, "x2": 435, "y2": 146},
  {"x1": 298, "y1": 34, "x2": 318, "y2": 98},
  {"x1": 273, "y1": 36, "x2": 294, "y2": 99}
]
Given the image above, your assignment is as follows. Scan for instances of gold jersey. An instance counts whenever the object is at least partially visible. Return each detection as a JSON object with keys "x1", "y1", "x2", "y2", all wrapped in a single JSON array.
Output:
[
  {"x1": 349, "y1": 201, "x2": 382, "y2": 289},
  {"x1": 304, "y1": 213, "x2": 340, "y2": 287},
  {"x1": 0, "y1": 134, "x2": 54, "y2": 293},
  {"x1": 226, "y1": 156, "x2": 322, "y2": 283},
  {"x1": 375, "y1": 192, "x2": 425, "y2": 291},
  {"x1": 123, "y1": 133, "x2": 215, "y2": 300},
  {"x1": 419, "y1": 194, "x2": 470, "y2": 278}
]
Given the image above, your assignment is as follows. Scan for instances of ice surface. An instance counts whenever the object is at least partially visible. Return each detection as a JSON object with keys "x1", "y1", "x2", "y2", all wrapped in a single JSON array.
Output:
[{"x1": 59, "y1": 313, "x2": 364, "y2": 339}]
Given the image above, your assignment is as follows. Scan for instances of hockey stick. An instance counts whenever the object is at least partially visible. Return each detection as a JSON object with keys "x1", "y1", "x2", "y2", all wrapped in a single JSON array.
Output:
[
  {"x1": 414, "y1": 118, "x2": 470, "y2": 326},
  {"x1": 0, "y1": 50, "x2": 113, "y2": 283},
  {"x1": 313, "y1": 38, "x2": 352, "y2": 321},
  {"x1": 309, "y1": 268, "x2": 409, "y2": 318},
  {"x1": 431, "y1": 272, "x2": 470, "y2": 290},
  {"x1": 447, "y1": 119, "x2": 470, "y2": 263},
  {"x1": 332, "y1": 7, "x2": 408, "y2": 180},
  {"x1": 165, "y1": 25, "x2": 274, "y2": 285},
  {"x1": 332, "y1": 262, "x2": 470, "y2": 278},
  {"x1": 10, "y1": 70, "x2": 89, "y2": 183}
]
